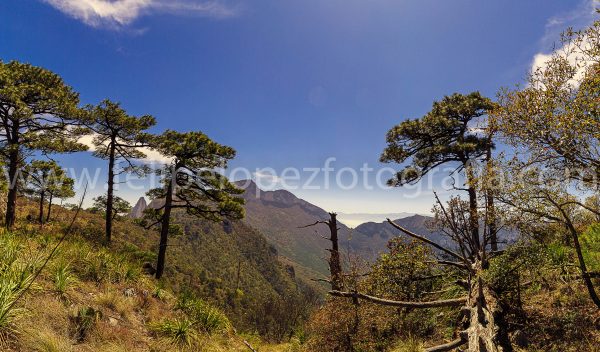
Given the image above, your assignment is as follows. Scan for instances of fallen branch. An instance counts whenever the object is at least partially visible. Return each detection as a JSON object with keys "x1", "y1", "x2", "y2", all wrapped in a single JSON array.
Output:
[
  {"x1": 424, "y1": 333, "x2": 467, "y2": 352},
  {"x1": 243, "y1": 339, "x2": 257, "y2": 352},
  {"x1": 329, "y1": 290, "x2": 467, "y2": 308}
]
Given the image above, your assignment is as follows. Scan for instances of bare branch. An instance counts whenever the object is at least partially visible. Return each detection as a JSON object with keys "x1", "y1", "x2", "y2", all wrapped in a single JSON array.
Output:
[
  {"x1": 329, "y1": 290, "x2": 467, "y2": 308},
  {"x1": 387, "y1": 218, "x2": 467, "y2": 263},
  {"x1": 298, "y1": 220, "x2": 328, "y2": 229},
  {"x1": 424, "y1": 333, "x2": 467, "y2": 352}
]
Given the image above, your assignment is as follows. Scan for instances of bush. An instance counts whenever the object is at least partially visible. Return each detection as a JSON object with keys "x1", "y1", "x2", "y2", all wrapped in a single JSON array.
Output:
[
  {"x1": 176, "y1": 295, "x2": 231, "y2": 334},
  {"x1": 53, "y1": 261, "x2": 75, "y2": 296},
  {"x1": 150, "y1": 318, "x2": 197, "y2": 347}
]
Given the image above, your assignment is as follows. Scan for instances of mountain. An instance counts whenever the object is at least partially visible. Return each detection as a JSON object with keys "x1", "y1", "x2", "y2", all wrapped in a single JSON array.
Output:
[
  {"x1": 353, "y1": 214, "x2": 448, "y2": 249},
  {"x1": 337, "y1": 212, "x2": 417, "y2": 227},
  {"x1": 235, "y1": 180, "x2": 347, "y2": 279},
  {"x1": 128, "y1": 181, "x2": 442, "y2": 284},
  {"x1": 234, "y1": 180, "x2": 440, "y2": 279},
  {"x1": 129, "y1": 196, "x2": 147, "y2": 219}
]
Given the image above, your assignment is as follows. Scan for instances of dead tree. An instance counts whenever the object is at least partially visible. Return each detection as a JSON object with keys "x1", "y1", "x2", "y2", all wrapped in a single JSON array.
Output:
[
  {"x1": 300, "y1": 212, "x2": 344, "y2": 291},
  {"x1": 330, "y1": 196, "x2": 513, "y2": 352}
]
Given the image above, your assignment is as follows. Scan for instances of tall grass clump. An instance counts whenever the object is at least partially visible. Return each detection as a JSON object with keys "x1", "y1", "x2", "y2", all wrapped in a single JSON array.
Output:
[
  {"x1": 0, "y1": 231, "x2": 37, "y2": 340},
  {"x1": 175, "y1": 293, "x2": 231, "y2": 334},
  {"x1": 150, "y1": 318, "x2": 197, "y2": 347},
  {"x1": 53, "y1": 261, "x2": 75, "y2": 296}
]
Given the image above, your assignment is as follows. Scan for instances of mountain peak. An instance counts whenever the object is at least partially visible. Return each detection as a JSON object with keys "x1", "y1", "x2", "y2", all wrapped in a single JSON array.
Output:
[{"x1": 129, "y1": 197, "x2": 147, "y2": 219}]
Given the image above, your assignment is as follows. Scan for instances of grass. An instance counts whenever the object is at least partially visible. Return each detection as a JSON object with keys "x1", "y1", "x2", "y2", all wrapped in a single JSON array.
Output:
[
  {"x1": 150, "y1": 318, "x2": 198, "y2": 347},
  {"x1": 175, "y1": 293, "x2": 231, "y2": 334},
  {"x1": 52, "y1": 261, "x2": 75, "y2": 296},
  {"x1": 0, "y1": 231, "x2": 36, "y2": 342}
]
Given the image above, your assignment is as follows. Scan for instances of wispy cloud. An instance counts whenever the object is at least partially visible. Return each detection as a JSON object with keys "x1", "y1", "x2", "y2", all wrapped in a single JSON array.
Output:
[
  {"x1": 41, "y1": 0, "x2": 240, "y2": 29},
  {"x1": 530, "y1": 0, "x2": 599, "y2": 79},
  {"x1": 78, "y1": 134, "x2": 170, "y2": 164}
]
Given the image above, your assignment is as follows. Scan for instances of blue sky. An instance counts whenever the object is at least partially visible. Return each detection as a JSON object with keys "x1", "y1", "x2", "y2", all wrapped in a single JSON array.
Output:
[{"x1": 1, "y1": 0, "x2": 597, "y2": 217}]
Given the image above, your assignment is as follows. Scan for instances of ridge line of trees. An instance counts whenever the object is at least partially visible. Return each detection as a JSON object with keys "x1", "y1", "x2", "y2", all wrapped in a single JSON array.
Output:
[{"x1": 0, "y1": 60, "x2": 245, "y2": 280}]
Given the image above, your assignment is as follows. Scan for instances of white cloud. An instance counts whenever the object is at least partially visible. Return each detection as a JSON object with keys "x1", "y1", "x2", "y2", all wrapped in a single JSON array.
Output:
[
  {"x1": 529, "y1": 0, "x2": 599, "y2": 83},
  {"x1": 78, "y1": 134, "x2": 171, "y2": 164},
  {"x1": 42, "y1": 0, "x2": 239, "y2": 28}
]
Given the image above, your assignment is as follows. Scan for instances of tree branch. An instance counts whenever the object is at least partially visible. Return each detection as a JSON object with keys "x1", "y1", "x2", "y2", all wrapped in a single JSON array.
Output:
[
  {"x1": 387, "y1": 218, "x2": 467, "y2": 263},
  {"x1": 329, "y1": 290, "x2": 467, "y2": 308}
]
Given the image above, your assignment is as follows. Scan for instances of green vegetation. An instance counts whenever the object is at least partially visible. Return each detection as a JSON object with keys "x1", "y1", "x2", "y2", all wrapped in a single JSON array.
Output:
[{"x1": 3, "y1": 13, "x2": 600, "y2": 352}]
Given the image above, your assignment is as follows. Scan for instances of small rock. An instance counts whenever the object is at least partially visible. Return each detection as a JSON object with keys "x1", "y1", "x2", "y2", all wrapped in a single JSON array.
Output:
[
  {"x1": 108, "y1": 317, "x2": 118, "y2": 326},
  {"x1": 123, "y1": 288, "x2": 136, "y2": 297}
]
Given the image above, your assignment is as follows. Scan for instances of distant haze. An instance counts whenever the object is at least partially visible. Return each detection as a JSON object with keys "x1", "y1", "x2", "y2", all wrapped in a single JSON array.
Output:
[{"x1": 337, "y1": 212, "x2": 419, "y2": 228}]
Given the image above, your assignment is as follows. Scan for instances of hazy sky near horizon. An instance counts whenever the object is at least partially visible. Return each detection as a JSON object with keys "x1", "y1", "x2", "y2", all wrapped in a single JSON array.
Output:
[{"x1": 1, "y1": 0, "x2": 598, "y2": 214}]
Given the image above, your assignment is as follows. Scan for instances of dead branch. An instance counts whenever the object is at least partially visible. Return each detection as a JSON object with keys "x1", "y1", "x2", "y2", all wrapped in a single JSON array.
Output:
[
  {"x1": 424, "y1": 332, "x2": 467, "y2": 352},
  {"x1": 386, "y1": 218, "x2": 467, "y2": 263},
  {"x1": 329, "y1": 290, "x2": 467, "y2": 308}
]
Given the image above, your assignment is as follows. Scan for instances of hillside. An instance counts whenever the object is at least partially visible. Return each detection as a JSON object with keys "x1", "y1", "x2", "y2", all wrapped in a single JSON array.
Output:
[{"x1": 0, "y1": 203, "x2": 304, "y2": 351}]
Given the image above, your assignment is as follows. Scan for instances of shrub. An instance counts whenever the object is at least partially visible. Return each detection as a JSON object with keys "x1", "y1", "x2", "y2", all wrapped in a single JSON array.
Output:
[
  {"x1": 176, "y1": 295, "x2": 231, "y2": 334},
  {"x1": 150, "y1": 318, "x2": 197, "y2": 347},
  {"x1": 72, "y1": 307, "x2": 101, "y2": 342},
  {"x1": 53, "y1": 261, "x2": 75, "y2": 296}
]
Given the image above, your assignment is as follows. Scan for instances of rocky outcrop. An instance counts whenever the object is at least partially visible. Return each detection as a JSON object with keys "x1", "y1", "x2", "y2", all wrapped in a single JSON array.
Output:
[{"x1": 129, "y1": 197, "x2": 148, "y2": 219}]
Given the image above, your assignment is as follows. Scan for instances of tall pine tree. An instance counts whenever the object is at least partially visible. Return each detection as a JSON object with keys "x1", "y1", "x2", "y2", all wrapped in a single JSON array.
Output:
[
  {"x1": 84, "y1": 100, "x2": 155, "y2": 242},
  {"x1": 0, "y1": 61, "x2": 86, "y2": 229},
  {"x1": 144, "y1": 130, "x2": 244, "y2": 279}
]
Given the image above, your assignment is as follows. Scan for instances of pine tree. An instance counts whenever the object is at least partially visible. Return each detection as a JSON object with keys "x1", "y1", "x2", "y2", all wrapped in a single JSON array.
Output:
[
  {"x1": 24, "y1": 160, "x2": 71, "y2": 225},
  {"x1": 144, "y1": 130, "x2": 244, "y2": 279},
  {"x1": 84, "y1": 100, "x2": 155, "y2": 242},
  {"x1": 0, "y1": 61, "x2": 86, "y2": 229},
  {"x1": 45, "y1": 176, "x2": 74, "y2": 222}
]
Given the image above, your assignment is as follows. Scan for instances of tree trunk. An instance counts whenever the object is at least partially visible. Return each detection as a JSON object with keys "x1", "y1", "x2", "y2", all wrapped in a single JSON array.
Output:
[
  {"x1": 155, "y1": 177, "x2": 174, "y2": 279},
  {"x1": 46, "y1": 193, "x2": 53, "y2": 222},
  {"x1": 38, "y1": 190, "x2": 45, "y2": 224},
  {"x1": 485, "y1": 144, "x2": 498, "y2": 252},
  {"x1": 487, "y1": 193, "x2": 498, "y2": 252},
  {"x1": 105, "y1": 140, "x2": 116, "y2": 243},
  {"x1": 465, "y1": 165, "x2": 481, "y2": 255},
  {"x1": 5, "y1": 146, "x2": 19, "y2": 230},
  {"x1": 567, "y1": 223, "x2": 600, "y2": 309},
  {"x1": 466, "y1": 264, "x2": 512, "y2": 352},
  {"x1": 328, "y1": 212, "x2": 343, "y2": 291}
]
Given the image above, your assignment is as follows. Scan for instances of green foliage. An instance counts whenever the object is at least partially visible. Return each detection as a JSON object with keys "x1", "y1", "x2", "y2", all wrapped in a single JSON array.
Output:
[
  {"x1": 176, "y1": 293, "x2": 231, "y2": 334},
  {"x1": 83, "y1": 99, "x2": 155, "y2": 163},
  {"x1": 0, "y1": 232, "x2": 36, "y2": 338},
  {"x1": 0, "y1": 60, "x2": 87, "y2": 227},
  {"x1": 52, "y1": 261, "x2": 75, "y2": 296},
  {"x1": 581, "y1": 223, "x2": 600, "y2": 271},
  {"x1": 367, "y1": 237, "x2": 437, "y2": 300},
  {"x1": 484, "y1": 243, "x2": 547, "y2": 293},
  {"x1": 146, "y1": 130, "x2": 245, "y2": 223},
  {"x1": 89, "y1": 195, "x2": 131, "y2": 220},
  {"x1": 380, "y1": 92, "x2": 496, "y2": 185},
  {"x1": 149, "y1": 318, "x2": 197, "y2": 347}
]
